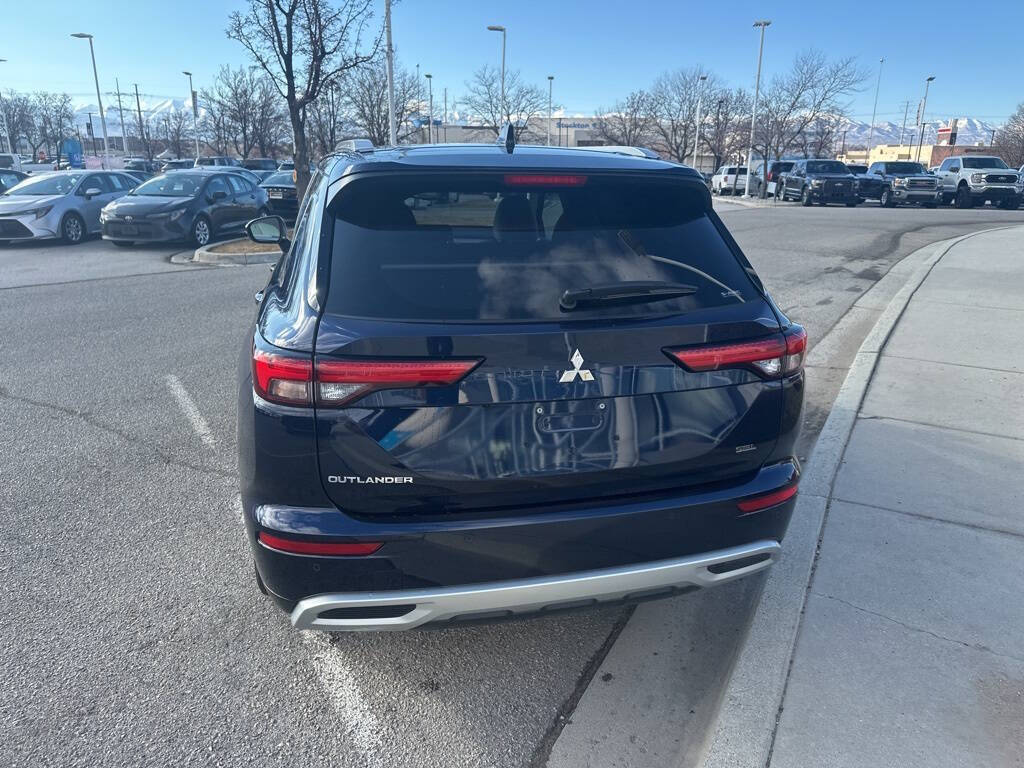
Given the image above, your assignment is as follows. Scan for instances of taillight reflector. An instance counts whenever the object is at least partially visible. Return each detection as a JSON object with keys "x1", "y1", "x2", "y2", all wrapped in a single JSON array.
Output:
[
  {"x1": 316, "y1": 357, "x2": 483, "y2": 405},
  {"x1": 258, "y1": 532, "x2": 383, "y2": 556},
  {"x1": 737, "y1": 484, "x2": 799, "y2": 514},
  {"x1": 504, "y1": 174, "x2": 588, "y2": 187}
]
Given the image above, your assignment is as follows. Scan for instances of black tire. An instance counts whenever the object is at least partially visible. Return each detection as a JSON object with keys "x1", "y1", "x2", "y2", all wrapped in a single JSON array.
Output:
[
  {"x1": 845, "y1": 200, "x2": 858, "y2": 207},
  {"x1": 0, "y1": 240, "x2": 8, "y2": 247},
  {"x1": 880, "y1": 188, "x2": 895, "y2": 208},
  {"x1": 1003, "y1": 198, "x2": 1020, "y2": 211},
  {"x1": 954, "y1": 186, "x2": 974, "y2": 209},
  {"x1": 800, "y1": 186, "x2": 813, "y2": 206},
  {"x1": 922, "y1": 202, "x2": 937, "y2": 209},
  {"x1": 111, "y1": 240, "x2": 134, "y2": 247},
  {"x1": 60, "y1": 212, "x2": 86, "y2": 245},
  {"x1": 189, "y1": 215, "x2": 212, "y2": 247}
]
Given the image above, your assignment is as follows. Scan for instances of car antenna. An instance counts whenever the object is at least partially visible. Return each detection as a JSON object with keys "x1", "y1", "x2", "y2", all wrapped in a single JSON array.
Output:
[{"x1": 498, "y1": 123, "x2": 516, "y2": 154}]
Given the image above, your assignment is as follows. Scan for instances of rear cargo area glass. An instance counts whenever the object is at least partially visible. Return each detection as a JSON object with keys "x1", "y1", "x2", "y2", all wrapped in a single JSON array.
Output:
[{"x1": 326, "y1": 174, "x2": 756, "y2": 321}]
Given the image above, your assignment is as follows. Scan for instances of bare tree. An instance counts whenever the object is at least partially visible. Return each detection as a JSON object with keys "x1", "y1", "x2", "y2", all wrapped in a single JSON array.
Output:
[
  {"x1": 595, "y1": 91, "x2": 656, "y2": 146},
  {"x1": 343, "y1": 56, "x2": 423, "y2": 146},
  {"x1": 701, "y1": 87, "x2": 751, "y2": 171},
  {"x1": 994, "y1": 103, "x2": 1024, "y2": 168},
  {"x1": 35, "y1": 92, "x2": 74, "y2": 161},
  {"x1": 251, "y1": 78, "x2": 289, "y2": 158},
  {"x1": 0, "y1": 91, "x2": 34, "y2": 154},
  {"x1": 198, "y1": 87, "x2": 233, "y2": 155},
  {"x1": 307, "y1": 79, "x2": 348, "y2": 155},
  {"x1": 161, "y1": 107, "x2": 192, "y2": 158},
  {"x1": 227, "y1": 0, "x2": 380, "y2": 198},
  {"x1": 649, "y1": 69, "x2": 718, "y2": 163},
  {"x1": 460, "y1": 65, "x2": 549, "y2": 139},
  {"x1": 753, "y1": 50, "x2": 865, "y2": 187}
]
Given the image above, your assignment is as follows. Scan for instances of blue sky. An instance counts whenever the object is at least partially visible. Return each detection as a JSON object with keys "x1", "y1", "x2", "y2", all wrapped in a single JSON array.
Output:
[{"x1": 2, "y1": 0, "x2": 1022, "y2": 122}]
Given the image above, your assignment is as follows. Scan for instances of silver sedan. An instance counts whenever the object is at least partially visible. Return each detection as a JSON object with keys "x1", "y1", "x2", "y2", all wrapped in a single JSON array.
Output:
[{"x1": 0, "y1": 171, "x2": 138, "y2": 245}]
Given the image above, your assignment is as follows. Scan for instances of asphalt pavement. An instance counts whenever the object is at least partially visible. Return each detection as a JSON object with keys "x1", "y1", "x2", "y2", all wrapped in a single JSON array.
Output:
[{"x1": 2, "y1": 203, "x2": 1024, "y2": 768}]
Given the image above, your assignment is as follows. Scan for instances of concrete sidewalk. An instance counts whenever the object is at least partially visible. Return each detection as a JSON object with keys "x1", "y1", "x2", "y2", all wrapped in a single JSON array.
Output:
[{"x1": 768, "y1": 226, "x2": 1024, "y2": 767}]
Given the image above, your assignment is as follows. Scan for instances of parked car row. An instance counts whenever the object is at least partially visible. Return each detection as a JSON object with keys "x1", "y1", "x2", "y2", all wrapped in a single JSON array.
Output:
[
  {"x1": 0, "y1": 166, "x2": 270, "y2": 247},
  {"x1": 710, "y1": 155, "x2": 1022, "y2": 210}
]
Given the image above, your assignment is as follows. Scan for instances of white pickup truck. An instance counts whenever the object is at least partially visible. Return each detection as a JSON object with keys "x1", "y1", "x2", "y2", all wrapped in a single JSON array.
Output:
[
  {"x1": 711, "y1": 166, "x2": 748, "y2": 195},
  {"x1": 936, "y1": 155, "x2": 1022, "y2": 209}
]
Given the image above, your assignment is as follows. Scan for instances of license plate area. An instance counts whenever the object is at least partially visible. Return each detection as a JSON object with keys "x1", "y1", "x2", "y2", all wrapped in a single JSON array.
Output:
[{"x1": 536, "y1": 401, "x2": 606, "y2": 433}]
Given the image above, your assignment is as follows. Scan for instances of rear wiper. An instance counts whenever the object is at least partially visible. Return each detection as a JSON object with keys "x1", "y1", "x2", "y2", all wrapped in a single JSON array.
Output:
[{"x1": 559, "y1": 281, "x2": 697, "y2": 312}]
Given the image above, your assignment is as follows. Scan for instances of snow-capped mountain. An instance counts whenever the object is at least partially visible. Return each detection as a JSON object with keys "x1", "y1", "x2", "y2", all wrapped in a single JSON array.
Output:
[
  {"x1": 836, "y1": 116, "x2": 998, "y2": 148},
  {"x1": 70, "y1": 95, "x2": 203, "y2": 135}
]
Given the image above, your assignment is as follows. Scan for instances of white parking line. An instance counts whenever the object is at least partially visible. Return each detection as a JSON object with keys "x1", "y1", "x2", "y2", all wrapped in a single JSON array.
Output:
[
  {"x1": 300, "y1": 632, "x2": 385, "y2": 766},
  {"x1": 165, "y1": 374, "x2": 216, "y2": 448}
]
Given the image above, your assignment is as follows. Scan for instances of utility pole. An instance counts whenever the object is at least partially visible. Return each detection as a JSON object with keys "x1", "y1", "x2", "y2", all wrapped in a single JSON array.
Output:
[
  {"x1": 867, "y1": 57, "x2": 884, "y2": 153},
  {"x1": 424, "y1": 73, "x2": 433, "y2": 143},
  {"x1": 87, "y1": 112, "x2": 96, "y2": 155},
  {"x1": 547, "y1": 76, "x2": 554, "y2": 146},
  {"x1": 71, "y1": 33, "x2": 110, "y2": 169},
  {"x1": 840, "y1": 127, "x2": 848, "y2": 156},
  {"x1": 183, "y1": 71, "x2": 201, "y2": 159},
  {"x1": 487, "y1": 25, "x2": 507, "y2": 119},
  {"x1": 744, "y1": 20, "x2": 771, "y2": 198},
  {"x1": 692, "y1": 73, "x2": 708, "y2": 169},
  {"x1": 115, "y1": 78, "x2": 129, "y2": 155},
  {"x1": 713, "y1": 98, "x2": 724, "y2": 170},
  {"x1": 133, "y1": 83, "x2": 150, "y2": 161},
  {"x1": 443, "y1": 87, "x2": 448, "y2": 142},
  {"x1": 898, "y1": 100, "x2": 911, "y2": 146},
  {"x1": 384, "y1": 0, "x2": 397, "y2": 146},
  {"x1": 916, "y1": 76, "x2": 935, "y2": 164},
  {"x1": 990, "y1": 128, "x2": 996, "y2": 146}
]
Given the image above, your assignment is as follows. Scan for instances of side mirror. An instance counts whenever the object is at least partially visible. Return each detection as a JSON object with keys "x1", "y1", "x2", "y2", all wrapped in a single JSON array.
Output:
[
  {"x1": 246, "y1": 214, "x2": 290, "y2": 252},
  {"x1": 84, "y1": 187, "x2": 102, "y2": 198},
  {"x1": 210, "y1": 190, "x2": 228, "y2": 202},
  {"x1": 949, "y1": 166, "x2": 959, "y2": 173}
]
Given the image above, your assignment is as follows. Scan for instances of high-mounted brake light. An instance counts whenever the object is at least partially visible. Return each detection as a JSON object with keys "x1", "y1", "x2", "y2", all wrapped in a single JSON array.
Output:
[
  {"x1": 504, "y1": 174, "x2": 588, "y2": 187},
  {"x1": 316, "y1": 357, "x2": 484, "y2": 406},
  {"x1": 737, "y1": 483, "x2": 799, "y2": 514},
  {"x1": 258, "y1": 531, "x2": 383, "y2": 556},
  {"x1": 665, "y1": 324, "x2": 807, "y2": 380}
]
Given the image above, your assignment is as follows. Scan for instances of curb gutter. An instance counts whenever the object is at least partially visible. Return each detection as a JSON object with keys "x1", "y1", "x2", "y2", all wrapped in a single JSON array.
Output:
[
  {"x1": 190, "y1": 237, "x2": 281, "y2": 266},
  {"x1": 699, "y1": 225, "x2": 1016, "y2": 768}
]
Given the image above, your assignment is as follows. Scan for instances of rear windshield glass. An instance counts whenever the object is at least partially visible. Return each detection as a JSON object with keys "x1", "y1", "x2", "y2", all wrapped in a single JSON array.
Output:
[
  {"x1": 962, "y1": 157, "x2": 1007, "y2": 169},
  {"x1": 806, "y1": 161, "x2": 849, "y2": 174},
  {"x1": 326, "y1": 174, "x2": 757, "y2": 322},
  {"x1": 884, "y1": 162, "x2": 925, "y2": 174}
]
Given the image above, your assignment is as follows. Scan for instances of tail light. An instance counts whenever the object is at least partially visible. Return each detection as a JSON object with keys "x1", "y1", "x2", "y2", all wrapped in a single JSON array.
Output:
[
  {"x1": 766, "y1": 170, "x2": 774, "y2": 182},
  {"x1": 316, "y1": 358, "x2": 483, "y2": 405},
  {"x1": 665, "y1": 324, "x2": 807, "y2": 379},
  {"x1": 252, "y1": 342, "x2": 483, "y2": 407}
]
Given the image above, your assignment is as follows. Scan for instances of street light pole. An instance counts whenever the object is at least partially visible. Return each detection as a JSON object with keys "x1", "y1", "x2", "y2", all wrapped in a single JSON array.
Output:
[
  {"x1": 692, "y1": 73, "x2": 708, "y2": 169},
  {"x1": 744, "y1": 20, "x2": 770, "y2": 198},
  {"x1": 384, "y1": 0, "x2": 397, "y2": 146},
  {"x1": 547, "y1": 75, "x2": 554, "y2": 146},
  {"x1": 867, "y1": 57, "x2": 884, "y2": 154},
  {"x1": 425, "y1": 73, "x2": 433, "y2": 143},
  {"x1": 71, "y1": 33, "x2": 111, "y2": 169},
  {"x1": 487, "y1": 25, "x2": 507, "y2": 120},
  {"x1": 0, "y1": 59, "x2": 12, "y2": 156},
  {"x1": 183, "y1": 71, "x2": 201, "y2": 159},
  {"x1": 115, "y1": 78, "x2": 129, "y2": 156},
  {"x1": 916, "y1": 76, "x2": 935, "y2": 164}
]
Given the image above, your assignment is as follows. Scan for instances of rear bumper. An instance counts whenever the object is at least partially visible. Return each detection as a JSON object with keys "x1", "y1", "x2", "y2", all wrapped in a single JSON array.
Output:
[
  {"x1": 291, "y1": 539, "x2": 780, "y2": 631},
  {"x1": 245, "y1": 458, "x2": 799, "y2": 630}
]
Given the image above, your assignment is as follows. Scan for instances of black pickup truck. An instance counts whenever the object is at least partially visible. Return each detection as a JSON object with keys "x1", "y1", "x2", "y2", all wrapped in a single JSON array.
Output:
[
  {"x1": 857, "y1": 161, "x2": 939, "y2": 208},
  {"x1": 777, "y1": 159, "x2": 859, "y2": 206}
]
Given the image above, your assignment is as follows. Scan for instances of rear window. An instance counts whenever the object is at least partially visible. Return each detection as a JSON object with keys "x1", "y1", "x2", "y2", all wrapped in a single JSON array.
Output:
[{"x1": 325, "y1": 174, "x2": 758, "y2": 322}]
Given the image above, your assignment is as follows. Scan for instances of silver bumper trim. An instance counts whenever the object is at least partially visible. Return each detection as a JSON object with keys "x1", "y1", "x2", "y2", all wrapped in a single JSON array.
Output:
[{"x1": 291, "y1": 539, "x2": 781, "y2": 632}]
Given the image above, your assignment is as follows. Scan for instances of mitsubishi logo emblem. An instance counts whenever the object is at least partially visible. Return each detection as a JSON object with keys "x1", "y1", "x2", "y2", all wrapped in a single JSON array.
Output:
[{"x1": 559, "y1": 349, "x2": 594, "y2": 383}]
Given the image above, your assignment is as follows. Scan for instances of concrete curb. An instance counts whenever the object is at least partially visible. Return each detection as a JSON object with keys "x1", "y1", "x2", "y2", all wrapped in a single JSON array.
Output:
[
  {"x1": 190, "y1": 237, "x2": 281, "y2": 266},
  {"x1": 700, "y1": 224, "x2": 1019, "y2": 768},
  {"x1": 712, "y1": 195, "x2": 778, "y2": 210}
]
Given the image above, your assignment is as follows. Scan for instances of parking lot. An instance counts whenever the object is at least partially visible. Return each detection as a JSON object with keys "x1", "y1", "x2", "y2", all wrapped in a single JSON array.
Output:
[{"x1": 4, "y1": 201, "x2": 1024, "y2": 768}]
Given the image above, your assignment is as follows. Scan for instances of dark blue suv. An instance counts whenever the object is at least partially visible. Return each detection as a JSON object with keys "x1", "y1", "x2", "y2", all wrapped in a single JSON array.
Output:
[{"x1": 238, "y1": 142, "x2": 805, "y2": 631}]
